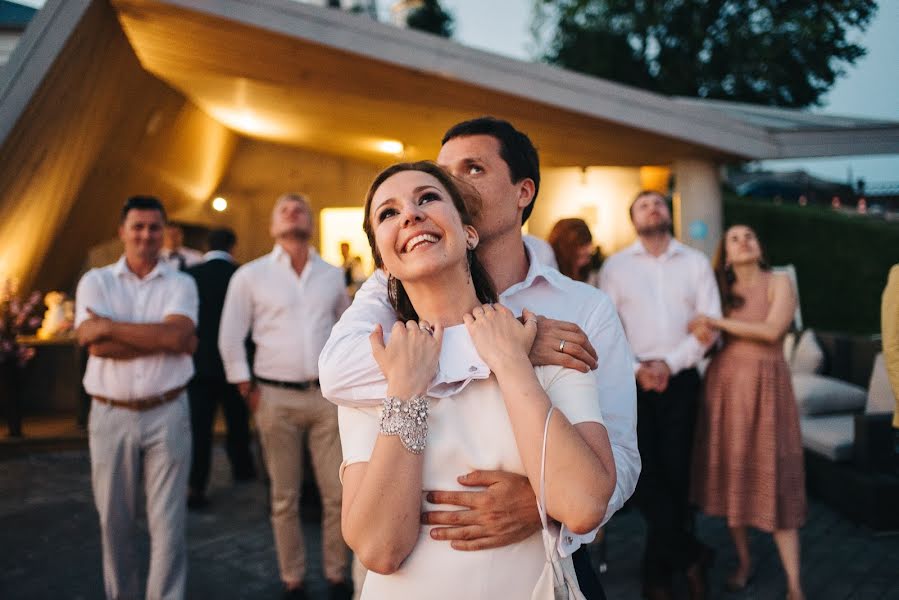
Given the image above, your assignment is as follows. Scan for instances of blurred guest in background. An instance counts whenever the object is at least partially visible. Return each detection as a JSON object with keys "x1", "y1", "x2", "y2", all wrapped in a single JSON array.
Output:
[
  {"x1": 548, "y1": 218, "x2": 601, "y2": 286},
  {"x1": 599, "y1": 190, "x2": 720, "y2": 600},
  {"x1": 161, "y1": 222, "x2": 204, "y2": 271},
  {"x1": 880, "y1": 264, "x2": 899, "y2": 472},
  {"x1": 219, "y1": 193, "x2": 352, "y2": 600},
  {"x1": 185, "y1": 227, "x2": 256, "y2": 510},
  {"x1": 690, "y1": 224, "x2": 806, "y2": 600},
  {"x1": 76, "y1": 195, "x2": 198, "y2": 600}
]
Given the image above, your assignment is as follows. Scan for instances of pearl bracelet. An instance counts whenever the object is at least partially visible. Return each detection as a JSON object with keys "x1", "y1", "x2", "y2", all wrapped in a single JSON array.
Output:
[{"x1": 379, "y1": 394, "x2": 430, "y2": 454}]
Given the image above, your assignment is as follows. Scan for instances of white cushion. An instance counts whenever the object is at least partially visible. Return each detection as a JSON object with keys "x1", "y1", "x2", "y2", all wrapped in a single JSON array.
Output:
[
  {"x1": 866, "y1": 353, "x2": 896, "y2": 415},
  {"x1": 792, "y1": 373, "x2": 866, "y2": 416},
  {"x1": 790, "y1": 329, "x2": 824, "y2": 374},
  {"x1": 800, "y1": 414, "x2": 854, "y2": 461}
]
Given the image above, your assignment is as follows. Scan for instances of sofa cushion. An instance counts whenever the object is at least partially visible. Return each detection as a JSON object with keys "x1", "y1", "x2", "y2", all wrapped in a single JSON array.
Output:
[
  {"x1": 866, "y1": 353, "x2": 895, "y2": 415},
  {"x1": 790, "y1": 329, "x2": 824, "y2": 374},
  {"x1": 792, "y1": 373, "x2": 867, "y2": 416},
  {"x1": 800, "y1": 414, "x2": 854, "y2": 461}
]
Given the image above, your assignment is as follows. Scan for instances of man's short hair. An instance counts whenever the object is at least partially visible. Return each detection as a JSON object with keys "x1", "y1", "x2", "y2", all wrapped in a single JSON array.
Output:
[
  {"x1": 442, "y1": 116, "x2": 540, "y2": 223},
  {"x1": 629, "y1": 189, "x2": 668, "y2": 220},
  {"x1": 121, "y1": 195, "x2": 167, "y2": 223},
  {"x1": 207, "y1": 227, "x2": 236, "y2": 252}
]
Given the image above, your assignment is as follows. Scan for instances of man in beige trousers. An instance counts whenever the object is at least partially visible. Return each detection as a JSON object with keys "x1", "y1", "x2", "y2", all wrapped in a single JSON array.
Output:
[{"x1": 219, "y1": 193, "x2": 351, "y2": 600}]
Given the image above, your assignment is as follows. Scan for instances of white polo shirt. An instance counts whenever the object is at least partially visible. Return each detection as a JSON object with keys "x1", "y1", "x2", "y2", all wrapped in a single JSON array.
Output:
[
  {"x1": 75, "y1": 256, "x2": 199, "y2": 400},
  {"x1": 219, "y1": 245, "x2": 350, "y2": 384}
]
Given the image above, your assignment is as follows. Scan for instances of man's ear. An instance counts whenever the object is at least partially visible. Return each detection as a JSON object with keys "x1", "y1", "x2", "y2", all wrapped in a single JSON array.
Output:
[{"x1": 516, "y1": 178, "x2": 536, "y2": 211}]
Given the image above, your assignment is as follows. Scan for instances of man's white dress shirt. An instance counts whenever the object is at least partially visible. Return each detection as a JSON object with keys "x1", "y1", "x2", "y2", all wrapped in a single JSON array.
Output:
[
  {"x1": 161, "y1": 246, "x2": 204, "y2": 270},
  {"x1": 598, "y1": 238, "x2": 722, "y2": 374},
  {"x1": 219, "y1": 245, "x2": 350, "y2": 384},
  {"x1": 318, "y1": 237, "x2": 639, "y2": 552},
  {"x1": 75, "y1": 256, "x2": 199, "y2": 399}
]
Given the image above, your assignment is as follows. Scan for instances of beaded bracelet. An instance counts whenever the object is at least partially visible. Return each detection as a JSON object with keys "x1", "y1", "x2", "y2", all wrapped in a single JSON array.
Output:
[{"x1": 379, "y1": 394, "x2": 430, "y2": 454}]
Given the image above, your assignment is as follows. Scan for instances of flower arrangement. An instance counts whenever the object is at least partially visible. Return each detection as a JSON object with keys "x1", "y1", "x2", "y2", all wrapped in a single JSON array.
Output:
[{"x1": 0, "y1": 278, "x2": 43, "y2": 367}]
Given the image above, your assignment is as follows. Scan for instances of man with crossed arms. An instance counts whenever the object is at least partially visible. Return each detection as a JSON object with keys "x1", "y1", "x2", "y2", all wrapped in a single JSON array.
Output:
[
  {"x1": 76, "y1": 195, "x2": 198, "y2": 600},
  {"x1": 319, "y1": 116, "x2": 639, "y2": 598}
]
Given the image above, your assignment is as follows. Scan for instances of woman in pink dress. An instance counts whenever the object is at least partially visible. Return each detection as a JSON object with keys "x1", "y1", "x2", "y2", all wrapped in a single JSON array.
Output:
[{"x1": 690, "y1": 225, "x2": 806, "y2": 600}]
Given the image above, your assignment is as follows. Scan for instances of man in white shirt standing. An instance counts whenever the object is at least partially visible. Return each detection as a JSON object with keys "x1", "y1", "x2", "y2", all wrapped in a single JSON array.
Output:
[
  {"x1": 599, "y1": 191, "x2": 722, "y2": 600},
  {"x1": 219, "y1": 193, "x2": 352, "y2": 600},
  {"x1": 319, "y1": 117, "x2": 638, "y2": 599},
  {"x1": 161, "y1": 222, "x2": 204, "y2": 271},
  {"x1": 75, "y1": 195, "x2": 199, "y2": 600}
]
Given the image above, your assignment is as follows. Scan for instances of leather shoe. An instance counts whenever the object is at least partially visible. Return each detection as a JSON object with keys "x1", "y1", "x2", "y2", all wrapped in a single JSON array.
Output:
[{"x1": 686, "y1": 546, "x2": 715, "y2": 600}]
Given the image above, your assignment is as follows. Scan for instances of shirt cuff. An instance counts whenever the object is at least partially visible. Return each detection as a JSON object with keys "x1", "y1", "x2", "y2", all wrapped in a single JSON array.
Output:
[
  {"x1": 223, "y1": 360, "x2": 251, "y2": 384},
  {"x1": 558, "y1": 523, "x2": 599, "y2": 557}
]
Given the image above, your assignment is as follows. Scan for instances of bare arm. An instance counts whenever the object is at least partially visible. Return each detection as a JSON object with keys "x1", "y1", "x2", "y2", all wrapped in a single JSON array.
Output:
[
  {"x1": 713, "y1": 274, "x2": 796, "y2": 343},
  {"x1": 87, "y1": 340, "x2": 145, "y2": 359},
  {"x1": 80, "y1": 312, "x2": 195, "y2": 355},
  {"x1": 340, "y1": 321, "x2": 442, "y2": 574},
  {"x1": 467, "y1": 305, "x2": 613, "y2": 534}
]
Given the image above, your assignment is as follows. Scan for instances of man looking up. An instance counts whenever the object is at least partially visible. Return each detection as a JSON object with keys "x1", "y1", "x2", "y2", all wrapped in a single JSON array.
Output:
[
  {"x1": 599, "y1": 190, "x2": 721, "y2": 600},
  {"x1": 319, "y1": 117, "x2": 639, "y2": 598},
  {"x1": 219, "y1": 194, "x2": 352, "y2": 600},
  {"x1": 76, "y1": 195, "x2": 198, "y2": 600}
]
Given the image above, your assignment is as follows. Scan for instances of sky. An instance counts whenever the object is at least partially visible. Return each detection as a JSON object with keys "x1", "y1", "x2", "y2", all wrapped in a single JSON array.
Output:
[
  {"x1": 14, "y1": 0, "x2": 899, "y2": 184},
  {"x1": 389, "y1": 0, "x2": 899, "y2": 186}
]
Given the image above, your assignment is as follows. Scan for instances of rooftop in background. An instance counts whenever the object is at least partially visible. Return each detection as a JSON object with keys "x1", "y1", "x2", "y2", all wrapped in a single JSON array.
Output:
[{"x1": 0, "y1": 1, "x2": 36, "y2": 30}]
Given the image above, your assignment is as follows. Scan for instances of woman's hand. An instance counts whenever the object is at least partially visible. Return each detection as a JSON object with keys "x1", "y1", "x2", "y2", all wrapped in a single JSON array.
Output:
[
  {"x1": 688, "y1": 315, "x2": 719, "y2": 346},
  {"x1": 464, "y1": 304, "x2": 538, "y2": 375},
  {"x1": 370, "y1": 320, "x2": 443, "y2": 399}
]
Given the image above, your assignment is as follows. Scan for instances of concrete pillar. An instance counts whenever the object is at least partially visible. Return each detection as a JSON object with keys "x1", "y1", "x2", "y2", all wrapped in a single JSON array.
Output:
[{"x1": 673, "y1": 159, "x2": 722, "y2": 258}]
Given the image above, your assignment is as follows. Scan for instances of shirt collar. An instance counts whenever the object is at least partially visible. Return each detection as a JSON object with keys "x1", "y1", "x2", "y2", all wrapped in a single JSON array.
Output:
[
  {"x1": 501, "y1": 236, "x2": 559, "y2": 297},
  {"x1": 112, "y1": 255, "x2": 169, "y2": 280},
  {"x1": 203, "y1": 250, "x2": 235, "y2": 263},
  {"x1": 271, "y1": 243, "x2": 320, "y2": 268},
  {"x1": 628, "y1": 237, "x2": 684, "y2": 259}
]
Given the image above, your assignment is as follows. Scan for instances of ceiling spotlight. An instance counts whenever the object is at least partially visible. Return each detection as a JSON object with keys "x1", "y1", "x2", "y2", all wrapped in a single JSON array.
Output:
[
  {"x1": 212, "y1": 197, "x2": 228, "y2": 212},
  {"x1": 376, "y1": 140, "x2": 405, "y2": 155}
]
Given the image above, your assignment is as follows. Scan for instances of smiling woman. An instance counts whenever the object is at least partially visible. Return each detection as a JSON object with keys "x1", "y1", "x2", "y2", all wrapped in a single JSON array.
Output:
[
  {"x1": 338, "y1": 161, "x2": 615, "y2": 599},
  {"x1": 361, "y1": 161, "x2": 495, "y2": 321}
]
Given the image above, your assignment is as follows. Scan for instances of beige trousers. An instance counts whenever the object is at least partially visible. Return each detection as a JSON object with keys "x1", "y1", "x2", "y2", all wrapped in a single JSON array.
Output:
[
  {"x1": 88, "y1": 394, "x2": 191, "y2": 600},
  {"x1": 255, "y1": 384, "x2": 348, "y2": 584}
]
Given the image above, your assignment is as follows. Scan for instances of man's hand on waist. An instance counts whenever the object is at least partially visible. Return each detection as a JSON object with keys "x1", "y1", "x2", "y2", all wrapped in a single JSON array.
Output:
[{"x1": 421, "y1": 469, "x2": 541, "y2": 551}]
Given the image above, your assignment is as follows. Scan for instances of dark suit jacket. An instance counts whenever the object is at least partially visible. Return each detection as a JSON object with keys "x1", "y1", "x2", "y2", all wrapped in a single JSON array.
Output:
[{"x1": 187, "y1": 257, "x2": 238, "y2": 380}]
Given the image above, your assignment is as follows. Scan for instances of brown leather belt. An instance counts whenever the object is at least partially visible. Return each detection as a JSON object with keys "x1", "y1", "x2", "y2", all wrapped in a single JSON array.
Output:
[
  {"x1": 255, "y1": 376, "x2": 319, "y2": 391},
  {"x1": 93, "y1": 385, "x2": 187, "y2": 411}
]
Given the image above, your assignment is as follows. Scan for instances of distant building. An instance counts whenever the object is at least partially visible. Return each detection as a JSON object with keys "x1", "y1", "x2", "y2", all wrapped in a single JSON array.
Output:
[
  {"x1": 0, "y1": 1, "x2": 36, "y2": 68},
  {"x1": 1, "y1": 0, "x2": 898, "y2": 294}
]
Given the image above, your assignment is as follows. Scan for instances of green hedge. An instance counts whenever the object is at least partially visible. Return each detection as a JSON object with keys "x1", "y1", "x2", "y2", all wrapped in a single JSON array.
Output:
[{"x1": 723, "y1": 196, "x2": 899, "y2": 334}]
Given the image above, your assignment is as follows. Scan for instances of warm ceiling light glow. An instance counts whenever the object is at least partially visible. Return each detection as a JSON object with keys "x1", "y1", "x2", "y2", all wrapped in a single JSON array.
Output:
[
  {"x1": 204, "y1": 106, "x2": 285, "y2": 138},
  {"x1": 212, "y1": 197, "x2": 228, "y2": 212},
  {"x1": 376, "y1": 140, "x2": 405, "y2": 155}
]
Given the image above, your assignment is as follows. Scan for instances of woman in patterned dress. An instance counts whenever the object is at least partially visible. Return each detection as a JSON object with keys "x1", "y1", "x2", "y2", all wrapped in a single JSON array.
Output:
[{"x1": 690, "y1": 225, "x2": 806, "y2": 600}]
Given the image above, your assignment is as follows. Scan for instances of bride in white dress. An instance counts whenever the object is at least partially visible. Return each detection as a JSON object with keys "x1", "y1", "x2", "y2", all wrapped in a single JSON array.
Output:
[{"x1": 338, "y1": 161, "x2": 616, "y2": 599}]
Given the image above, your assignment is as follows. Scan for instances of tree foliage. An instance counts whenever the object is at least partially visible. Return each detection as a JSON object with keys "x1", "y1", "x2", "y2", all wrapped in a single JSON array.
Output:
[
  {"x1": 535, "y1": 0, "x2": 877, "y2": 107},
  {"x1": 406, "y1": 0, "x2": 455, "y2": 38}
]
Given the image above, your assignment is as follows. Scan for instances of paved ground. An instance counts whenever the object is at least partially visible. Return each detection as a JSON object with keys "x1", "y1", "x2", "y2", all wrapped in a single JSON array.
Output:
[{"x1": 1, "y1": 446, "x2": 897, "y2": 599}]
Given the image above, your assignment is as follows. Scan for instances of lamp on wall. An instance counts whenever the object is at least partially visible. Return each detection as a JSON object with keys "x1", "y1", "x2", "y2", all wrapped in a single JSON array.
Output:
[{"x1": 211, "y1": 196, "x2": 228, "y2": 212}]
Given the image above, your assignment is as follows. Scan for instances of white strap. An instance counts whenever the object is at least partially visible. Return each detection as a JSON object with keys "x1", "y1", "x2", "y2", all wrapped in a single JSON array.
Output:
[{"x1": 537, "y1": 406, "x2": 555, "y2": 531}]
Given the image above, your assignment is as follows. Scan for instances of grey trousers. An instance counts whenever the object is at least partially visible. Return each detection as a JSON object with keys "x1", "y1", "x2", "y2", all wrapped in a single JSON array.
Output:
[
  {"x1": 256, "y1": 384, "x2": 348, "y2": 584},
  {"x1": 88, "y1": 394, "x2": 191, "y2": 600}
]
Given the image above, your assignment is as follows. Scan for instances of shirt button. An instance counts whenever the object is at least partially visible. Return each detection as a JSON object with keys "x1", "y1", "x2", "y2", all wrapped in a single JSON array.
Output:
[
  {"x1": 566, "y1": 536, "x2": 573, "y2": 544},
  {"x1": 468, "y1": 366, "x2": 477, "y2": 372}
]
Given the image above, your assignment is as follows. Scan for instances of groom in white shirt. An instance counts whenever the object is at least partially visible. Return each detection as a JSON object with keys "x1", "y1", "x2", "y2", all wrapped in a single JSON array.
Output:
[{"x1": 319, "y1": 117, "x2": 639, "y2": 599}]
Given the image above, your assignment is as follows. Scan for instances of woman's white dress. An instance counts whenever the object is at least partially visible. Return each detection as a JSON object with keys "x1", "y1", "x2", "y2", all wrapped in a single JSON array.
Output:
[{"x1": 338, "y1": 365, "x2": 604, "y2": 599}]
